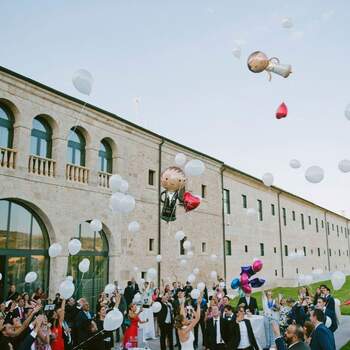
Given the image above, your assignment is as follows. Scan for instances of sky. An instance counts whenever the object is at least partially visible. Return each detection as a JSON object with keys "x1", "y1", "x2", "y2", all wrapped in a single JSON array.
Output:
[{"x1": 1, "y1": 0, "x2": 349, "y2": 216}]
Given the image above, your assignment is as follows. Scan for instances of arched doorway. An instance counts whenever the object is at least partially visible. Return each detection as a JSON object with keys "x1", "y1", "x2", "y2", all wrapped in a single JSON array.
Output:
[
  {"x1": 0, "y1": 199, "x2": 50, "y2": 300},
  {"x1": 67, "y1": 221, "x2": 108, "y2": 308}
]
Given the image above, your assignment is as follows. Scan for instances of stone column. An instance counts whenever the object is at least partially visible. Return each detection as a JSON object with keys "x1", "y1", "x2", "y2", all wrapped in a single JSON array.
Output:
[
  {"x1": 12, "y1": 125, "x2": 31, "y2": 174},
  {"x1": 51, "y1": 137, "x2": 67, "y2": 180}
]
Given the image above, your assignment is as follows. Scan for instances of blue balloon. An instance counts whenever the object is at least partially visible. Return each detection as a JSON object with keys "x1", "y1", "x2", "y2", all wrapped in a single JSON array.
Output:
[
  {"x1": 250, "y1": 278, "x2": 265, "y2": 288},
  {"x1": 231, "y1": 278, "x2": 240, "y2": 289},
  {"x1": 201, "y1": 298, "x2": 207, "y2": 306}
]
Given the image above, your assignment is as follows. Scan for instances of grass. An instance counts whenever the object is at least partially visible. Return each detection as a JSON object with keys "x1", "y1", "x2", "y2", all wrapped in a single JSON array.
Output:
[
  {"x1": 230, "y1": 276, "x2": 350, "y2": 315},
  {"x1": 341, "y1": 341, "x2": 350, "y2": 350}
]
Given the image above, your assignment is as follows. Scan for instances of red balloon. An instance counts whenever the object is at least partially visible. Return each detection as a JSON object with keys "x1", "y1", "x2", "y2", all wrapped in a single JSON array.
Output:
[
  {"x1": 252, "y1": 259, "x2": 263, "y2": 273},
  {"x1": 276, "y1": 102, "x2": 288, "y2": 119},
  {"x1": 240, "y1": 272, "x2": 249, "y2": 286},
  {"x1": 183, "y1": 192, "x2": 201, "y2": 212},
  {"x1": 242, "y1": 284, "x2": 252, "y2": 294}
]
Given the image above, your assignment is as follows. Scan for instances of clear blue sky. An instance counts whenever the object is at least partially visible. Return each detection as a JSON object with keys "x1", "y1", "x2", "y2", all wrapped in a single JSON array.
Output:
[{"x1": 1, "y1": 0, "x2": 349, "y2": 215}]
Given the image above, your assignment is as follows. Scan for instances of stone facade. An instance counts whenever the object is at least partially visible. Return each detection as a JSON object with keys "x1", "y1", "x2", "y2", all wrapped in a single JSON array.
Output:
[{"x1": 0, "y1": 67, "x2": 349, "y2": 296}]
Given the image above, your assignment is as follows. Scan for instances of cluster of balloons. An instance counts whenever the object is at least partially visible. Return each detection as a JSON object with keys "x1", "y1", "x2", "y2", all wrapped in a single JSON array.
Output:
[
  {"x1": 231, "y1": 259, "x2": 265, "y2": 294},
  {"x1": 109, "y1": 175, "x2": 136, "y2": 214}
]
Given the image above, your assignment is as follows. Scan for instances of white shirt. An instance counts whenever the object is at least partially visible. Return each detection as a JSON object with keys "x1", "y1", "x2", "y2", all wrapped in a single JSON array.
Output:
[
  {"x1": 165, "y1": 303, "x2": 172, "y2": 324},
  {"x1": 213, "y1": 317, "x2": 224, "y2": 344},
  {"x1": 245, "y1": 296, "x2": 251, "y2": 306},
  {"x1": 238, "y1": 321, "x2": 250, "y2": 349}
]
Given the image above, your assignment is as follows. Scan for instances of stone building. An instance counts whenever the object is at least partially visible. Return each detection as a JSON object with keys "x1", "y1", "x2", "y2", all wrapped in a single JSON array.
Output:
[{"x1": 0, "y1": 66, "x2": 349, "y2": 303}]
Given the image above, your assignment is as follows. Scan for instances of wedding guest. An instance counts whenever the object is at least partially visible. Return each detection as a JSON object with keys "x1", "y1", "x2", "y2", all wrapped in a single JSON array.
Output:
[
  {"x1": 319, "y1": 285, "x2": 335, "y2": 315},
  {"x1": 13, "y1": 297, "x2": 26, "y2": 322},
  {"x1": 316, "y1": 297, "x2": 338, "y2": 333},
  {"x1": 302, "y1": 321, "x2": 314, "y2": 345},
  {"x1": 272, "y1": 321, "x2": 310, "y2": 350},
  {"x1": 309, "y1": 309, "x2": 335, "y2": 350},
  {"x1": 6, "y1": 284, "x2": 18, "y2": 301},
  {"x1": 34, "y1": 314, "x2": 52, "y2": 350},
  {"x1": 219, "y1": 296, "x2": 230, "y2": 315},
  {"x1": 0, "y1": 303, "x2": 6, "y2": 319},
  {"x1": 157, "y1": 294, "x2": 174, "y2": 350},
  {"x1": 223, "y1": 305, "x2": 234, "y2": 321},
  {"x1": 75, "y1": 301, "x2": 94, "y2": 346},
  {"x1": 278, "y1": 297, "x2": 291, "y2": 333},
  {"x1": 49, "y1": 299, "x2": 66, "y2": 350},
  {"x1": 312, "y1": 288, "x2": 321, "y2": 306},
  {"x1": 95, "y1": 306, "x2": 114, "y2": 350},
  {"x1": 237, "y1": 291, "x2": 259, "y2": 315},
  {"x1": 262, "y1": 290, "x2": 278, "y2": 350},
  {"x1": 204, "y1": 305, "x2": 227, "y2": 350},
  {"x1": 123, "y1": 303, "x2": 148, "y2": 348},
  {"x1": 193, "y1": 298, "x2": 207, "y2": 349}
]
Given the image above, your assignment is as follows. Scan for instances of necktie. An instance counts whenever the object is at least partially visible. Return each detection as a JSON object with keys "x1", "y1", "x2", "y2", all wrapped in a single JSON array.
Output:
[{"x1": 214, "y1": 320, "x2": 218, "y2": 343}]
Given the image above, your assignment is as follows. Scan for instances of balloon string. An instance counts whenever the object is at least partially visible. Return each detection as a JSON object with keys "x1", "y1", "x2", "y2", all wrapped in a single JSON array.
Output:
[
  {"x1": 74, "y1": 272, "x2": 86, "y2": 297},
  {"x1": 66, "y1": 101, "x2": 88, "y2": 141},
  {"x1": 72, "y1": 329, "x2": 105, "y2": 350}
]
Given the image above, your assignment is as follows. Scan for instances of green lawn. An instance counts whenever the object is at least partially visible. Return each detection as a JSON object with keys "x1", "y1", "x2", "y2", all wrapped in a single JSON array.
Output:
[
  {"x1": 341, "y1": 341, "x2": 350, "y2": 350},
  {"x1": 230, "y1": 276, "x2": 350, "y2": 315}
]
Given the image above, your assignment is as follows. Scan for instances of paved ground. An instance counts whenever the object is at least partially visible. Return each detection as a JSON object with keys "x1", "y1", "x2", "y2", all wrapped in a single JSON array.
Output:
[{"x1": 140, "y1": 316, "x2": 350, "y2": 350}]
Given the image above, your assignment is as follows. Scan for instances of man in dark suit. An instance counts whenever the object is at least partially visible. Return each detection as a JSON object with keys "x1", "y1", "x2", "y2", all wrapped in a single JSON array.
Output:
[
  {"x1": 320, "y1": 285, "x2": 335, "y2": 314},
  {"x1": 75, "y1": 301, "x2": 94, "y2": 346},
  {"x1": 228, "y1": 306, "x2": 259, "y2": 350},
  {"x1": 272, "y1": 321, "x2": 310, "y2": 350},
  {"x1": 237, "y1": 292, "x2": 259, "y2": 315},
  {"x1": 204, "y1": 305, "x2": 227, "y2": 350},
  {"x1": 316, "y1": 297, "x2": 338, "y2": 333},
  {"x1": 157, "y1": 293, "x2": 174, "y2": 350},
  {"x1": 124, "y1": 281, "x2": 135, "y2": 306},
  {"x1": 12, "y1": 298, "x2": 26, "y2": 323},
  {"x1": 309, "y1": 309, "x2": 336, "y2": 350}
]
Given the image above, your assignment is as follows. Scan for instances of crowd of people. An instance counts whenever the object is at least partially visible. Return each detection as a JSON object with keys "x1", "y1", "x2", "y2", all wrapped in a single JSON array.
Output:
[{"x1": 0, "y1": 278, "x2": 340, "y2": 350}]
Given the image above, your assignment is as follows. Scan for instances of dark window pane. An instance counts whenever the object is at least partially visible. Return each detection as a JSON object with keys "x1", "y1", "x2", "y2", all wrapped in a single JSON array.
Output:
[
  {"x1": 80, "y1": 222, "x2": 95, "y2": 251},
  {"x1": 0, "y1": 126, "x2": 9, "y2": 148},
  {"x1": 8, "y1": 203, "x2": 31, "y2": 249},
  {"x1": 0, "y1": 200, "x2": 9, "y2": 248},
  {"x1": 31, "y1": 218, "x2": 46, "y2": 249}
]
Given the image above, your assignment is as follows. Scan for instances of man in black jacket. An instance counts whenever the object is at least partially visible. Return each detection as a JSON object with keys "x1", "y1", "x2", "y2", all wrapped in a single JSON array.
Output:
[
  {"x1": 157, "y1": 293, "x2": 174, "y2": 350},
  {"x1": 204, "y1": 305, "x2": 227, "y2": 350},
  {"x1": 124, "y1": 281, "x2": 135, "y2": 306},
  {"x1": 237, "y1": 292, "x2": 259, "y2": 315}
]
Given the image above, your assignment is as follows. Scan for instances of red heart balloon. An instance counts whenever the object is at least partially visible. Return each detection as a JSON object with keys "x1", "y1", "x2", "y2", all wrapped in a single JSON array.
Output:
[
  {"x1": 276, "y1": 102, "x2": 288, "y2": 119},
  {"x1": 183, "y1": 192, "x2": 201, "y2": 212}
]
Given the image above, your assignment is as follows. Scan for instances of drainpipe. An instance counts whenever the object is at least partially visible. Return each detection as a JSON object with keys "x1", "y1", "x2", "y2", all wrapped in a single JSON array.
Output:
[
  {"x1": 158, "y1": 138, "x2": 165, "y2": 288},
  {"x1": 324, "y1": 211, "x2": 331, "y2": 272},
  {"x1": 220, "y1": 166, "x2": 227, "y2": 282},
  {"x1": 277, "y1": 191, "x2": 284, "y2": 278}
]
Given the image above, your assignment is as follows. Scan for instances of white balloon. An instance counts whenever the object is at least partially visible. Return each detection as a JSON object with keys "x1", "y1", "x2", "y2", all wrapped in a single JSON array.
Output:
[
  {"x1": 59, "y1": 280, "x2": 75, "y2": 299},
  {"x1": 66, "y1": 276, "x2": 73, "y2": 282},
  {"x1": 48, "y1": 243, "x2": 62, "y2": 258},
  {"x1": 133, "y1": 293, "x2": 142, "y2": 303},
  {"x1": 146, "y1": 268, "x2": 157, "y2": 281},
  {"x1": 72, "y1": 69, "x2": 93, "y2": 96},
  {"x1": 210, "y1": 271, "x2": 217, "y2": 280},
  {"x1": 187, "y1": 274, "x2": 196, "y2": 283},
  {"x1": 110, "y1": 192, "x2": 125, "y2": 212},
  {"x1": 133, "y1": 266, "x2": 139, "y2": 272},
  {"x1": 119, "y1": 180, "x2": 129, "y2": 194},
  {"x1": 68, "y1": 239, "x2": 82, "y2": 255},
  {"x1": 190, "y1": 288, "x2": 201, "y2": 300},
  {"x1": 187, "y1": 251, "x2": 194, "y2": 259},
  {"x1": 151, "y1": 301, "x2": 162, "y2": 313},
  {"x1": 109, "y1": 175, "x2": 123, "y2": 193},
  {"x1": 344, "y1": 104, "x2": 350, "y2": 120},
  {"x1": 175, "y1": 153, "x2": 187, "y2": 167},
  {"x1": 197, "y1": 282, "x2": 205, "y2": 291},
  {"x1": 262, "y1": 173, "x2": 274, "y2": 187},
  {"x1": 232, "y1": 46, "x2": 241, "y2": 59},
  {"x1": 210, "y1": 254, "x2": 217, "y2": 262},
  {"x1": 338, "y1": 159, "x2": 350, "y2": 173},
  {"x1": 325, "y1": 316, "x2": 332, "y2": 328},
  {"x1": 104, "y1": 283, "x2": 116, "y2": 295},
  {"x1": 183, "y1": 240, "x2": 192, "y2": 250},
  {"x1": 290, "y1": 159, "x2": 301, "y2": 169},
  {"x1": 175, "y1": 231, "x2": 185, "y2": 241},
  {"x1": 281, "y1": 17, "x2": 293, "y2": 29},
  {"x1": 331, "y1": 271, "x2": 346, "y2": 291},
  {"x1": 78, "y1": 258, "x2": 90, "y2": 273},
  {"x1": 246, "y1": 208, "x2": 257, "y2": 217},
  {"x1": 25, "y1": 272, "x2": 37, "y2": 283},
  {"x1": 128, "y1": 221, "x2": 140, "y2": 233},
  {"x1": 156, "y1": 255, "x2": 162, "y2": 262},
  {"x1": 305, "y1": 166, "x2": 324, "y2": 184},
  {"x1": 193, "y1": 268, "x2": 200, "y2": 275},
  {"x1": 184, "y1": 159, "x2": 205, "y2": 177},
  {"x1": 119, "y1": 195, "x2": 136, "y2": 214},
  {"x1": 180, "y1": 259, "x2": 187, "y2": 265},
  {"x1": 304, "y1": 275, "x2": 313, "y2": 285},
  {"x1": 103, "y1": 309, "x2": 123, "y2": 331},
  {"x1": 90, "y1": 219, "x2": 102, "y2": 232}
]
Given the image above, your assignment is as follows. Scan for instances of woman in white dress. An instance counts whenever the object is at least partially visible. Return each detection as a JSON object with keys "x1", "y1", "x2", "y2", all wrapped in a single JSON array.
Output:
[{"x1": 174, "y1": 295, "x2": 202, "y2": 350}]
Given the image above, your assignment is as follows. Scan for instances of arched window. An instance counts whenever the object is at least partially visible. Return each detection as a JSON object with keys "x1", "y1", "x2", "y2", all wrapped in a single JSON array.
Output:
[
  {"x1": 0, "y1": 105, "x2": 14, "y2": 148},
  {"x1": 30, "y1": 117, "x2": 52, "y2": 158},
  {"x1": 99, "y1": 140, "x2": 112, "y2": 173},
  {"x1": 67, "y1": 222, "x2": 108, "y2": 307},
  {"x1": 0, "y1": 200, "x2": 49, "y2": 300},
  {"x1": 67, "y1": 128, "x2": 85, "y2": 166}
]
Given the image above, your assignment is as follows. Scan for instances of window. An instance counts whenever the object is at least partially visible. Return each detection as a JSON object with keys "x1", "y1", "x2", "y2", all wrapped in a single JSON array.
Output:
[
  {"x1": 303, "y1": 246, "x2": 306, "y2": 256},
  {"x1": 329, "y1": 249, "x2": 332, "y2": 257},
  {"x1": 0, "y1": 104, "x2": 14, "y2": 148},
  {"x1": 260, "y1": 243, "x2": 264, "y2": 256},
  {"x1": 149, "y1": 238, "x2": 155, "y2": 251},
  {"x1": 99, "y1": 139, "x2": 113, "y2": 173},
  {"x1": 315, "y1": 218, "x2": 319, "y2": 232},
  {"x1": 337, "y1": 225, "x2": 339, "y2": 233},
  {"x1": 311, "y1": 249, "x2": 313, "y2": 255},
  {"x1": 180, "y1": 237, "x2": 187, "y2": 255},
  {"x1": 67, "y1": 128, "x2": 86, "y2": 166},
  {"x1": 301, "y1": 214, "x2": 305, "y2": 230},
  {"x1": 30, "y1": 117, "x2": 52, "y2": 158},
  {"x1": 284, "y1": 245, "x2": 288, "y2": 256},
  {"x1": 275, "y1": 270, "x2": 278, "y2": 276},
  {"x1": 225, "y1": 240, "x2": 232, "y2": 256},
  {"x1": 148, "y1": 170, "x2": 155, "y2": 186},
  {"x1": 308, "y1": 216, "x2": 311, "y2": 225},
  {"x1": 341, "y1": 227, "x2": 343, "y2": 233},
  {"x1": 223, "y1": 189, "x2": 231, "y2": 214},
  {"x1": 244, "y1": 245, "x2": 248, "y2": 253},
  {"x1": 282, "y1": 208, "x2": 287, "y2": 226},
  {"x1": 271, "y1": 204, "x2": 275, "y2": 216},
  {"x1": 318, "y1": 248, "x2": 321, "y2": 256},
  {"x1": 257, "y1": 200, "x2": 263, "y2": 221},
  {"x1": 339, "y1": 249, "x2": 341, "y2": 256},
  {"x1": 201, "y1": 242, "x2": 206, "y2": 253},
  {"x1": 332, "y1": 224, "x2": 334, "y2": 231},
  {"x1": 321, "y1": 220, "x2": 324, "y2": 228},
  {"x1": 201, "y1": 185, "x2": 207, "y2": 199},
  {"x1": 274, "y1": 247, "x2": 277, "y2": 254},
  {"x1": 292, "y1": 211, "x2": 296, "y2": 221},
  {"x1": 141, "y1": 271, "x2": 146, "y2": 279},
  {"x1": 296, "y1": 268, "x2": 299, "y2": 274},
  {"x1": 242, "y1": 195, "x2": 247, "y2": 209}
]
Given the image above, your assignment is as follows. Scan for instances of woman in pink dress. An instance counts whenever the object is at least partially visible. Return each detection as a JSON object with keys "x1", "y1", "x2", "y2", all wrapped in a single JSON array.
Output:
[
  {"x1": 50, "y1": 299, "x2": 66, "y2": 350},
  {"x1": 123, "y1": 304, "x2": 148, "y2": 348}
]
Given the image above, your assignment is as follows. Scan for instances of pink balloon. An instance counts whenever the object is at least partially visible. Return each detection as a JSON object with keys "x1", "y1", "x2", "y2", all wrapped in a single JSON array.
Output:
[
  {"x1": 240, "y1": 273, "x2": 249, "y2": 286},
  {"x1": 242, "y1": 284, "x2": 252, "y2": 294},
  {"x1": 252, "y1": 259, "x2": 263, "y2": 273}
]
